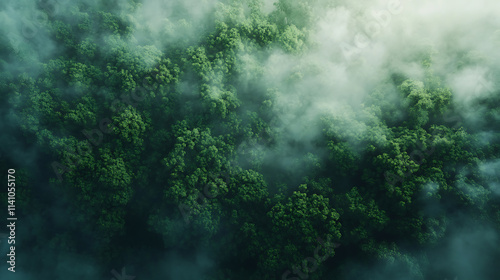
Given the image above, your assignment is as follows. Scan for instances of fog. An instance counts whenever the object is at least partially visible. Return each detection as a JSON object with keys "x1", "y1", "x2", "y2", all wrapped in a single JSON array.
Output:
[{"x1": 0, "y1": 0, "x2": 498, "y2": 279}]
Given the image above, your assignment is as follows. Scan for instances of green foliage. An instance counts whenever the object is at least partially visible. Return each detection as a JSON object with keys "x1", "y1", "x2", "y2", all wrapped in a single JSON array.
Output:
[
  {"x1": 3, "y1": 2, "x2": 499, "y2": 279},
  {"x1": 111, "y1": 106, "x2": 149, "y2": 146},
  {"x1": 278, "y1": 24, "x2": 306, "y2": 53},
  {"x1": 398, "y1": 79, "x2": 452, "y2": 127},
  {"x1": 338, "y1": 187, "x2": 389, "y2": 244},
  {"x1": 265, "y1": 184, "x2": 341, "y2": 273}
]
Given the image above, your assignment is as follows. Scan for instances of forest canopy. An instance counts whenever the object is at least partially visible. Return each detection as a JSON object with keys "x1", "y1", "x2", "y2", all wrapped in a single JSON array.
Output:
[{"x1": 0, "y1": 0, "x2": 499, "y2": 279}]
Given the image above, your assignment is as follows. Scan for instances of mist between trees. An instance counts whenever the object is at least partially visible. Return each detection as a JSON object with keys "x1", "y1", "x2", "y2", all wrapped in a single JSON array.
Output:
[{"x1": 0, "y1": 0, "x2": 499, "y2": 279}]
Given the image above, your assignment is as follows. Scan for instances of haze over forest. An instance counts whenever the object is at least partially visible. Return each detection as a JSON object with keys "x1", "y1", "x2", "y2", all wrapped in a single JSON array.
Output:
[{"x1": 0, "y1": 0, "x2": 499, "y2": 279}]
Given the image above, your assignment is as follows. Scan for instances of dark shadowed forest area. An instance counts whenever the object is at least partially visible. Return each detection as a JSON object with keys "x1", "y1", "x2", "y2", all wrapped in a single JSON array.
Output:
[{"x1": 0, "y1": 0, "x2": 499, "y2": 279}]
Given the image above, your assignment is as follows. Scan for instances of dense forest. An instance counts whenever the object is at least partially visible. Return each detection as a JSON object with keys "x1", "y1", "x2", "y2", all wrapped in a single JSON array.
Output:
[{"x1": 0, "y1": 0, "x2": 499, "y2": 279}]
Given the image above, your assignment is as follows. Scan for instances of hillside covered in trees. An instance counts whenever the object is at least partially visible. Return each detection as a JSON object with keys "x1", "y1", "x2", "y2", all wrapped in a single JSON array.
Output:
[{"x1": 0, "y1": 0, "x2": 499, "y2": 279}]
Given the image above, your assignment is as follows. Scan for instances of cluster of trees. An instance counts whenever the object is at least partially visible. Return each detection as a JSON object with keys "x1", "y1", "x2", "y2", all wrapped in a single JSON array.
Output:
[{"x1": 0, "y1": 0, "x2": 498, "y2": 279}]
